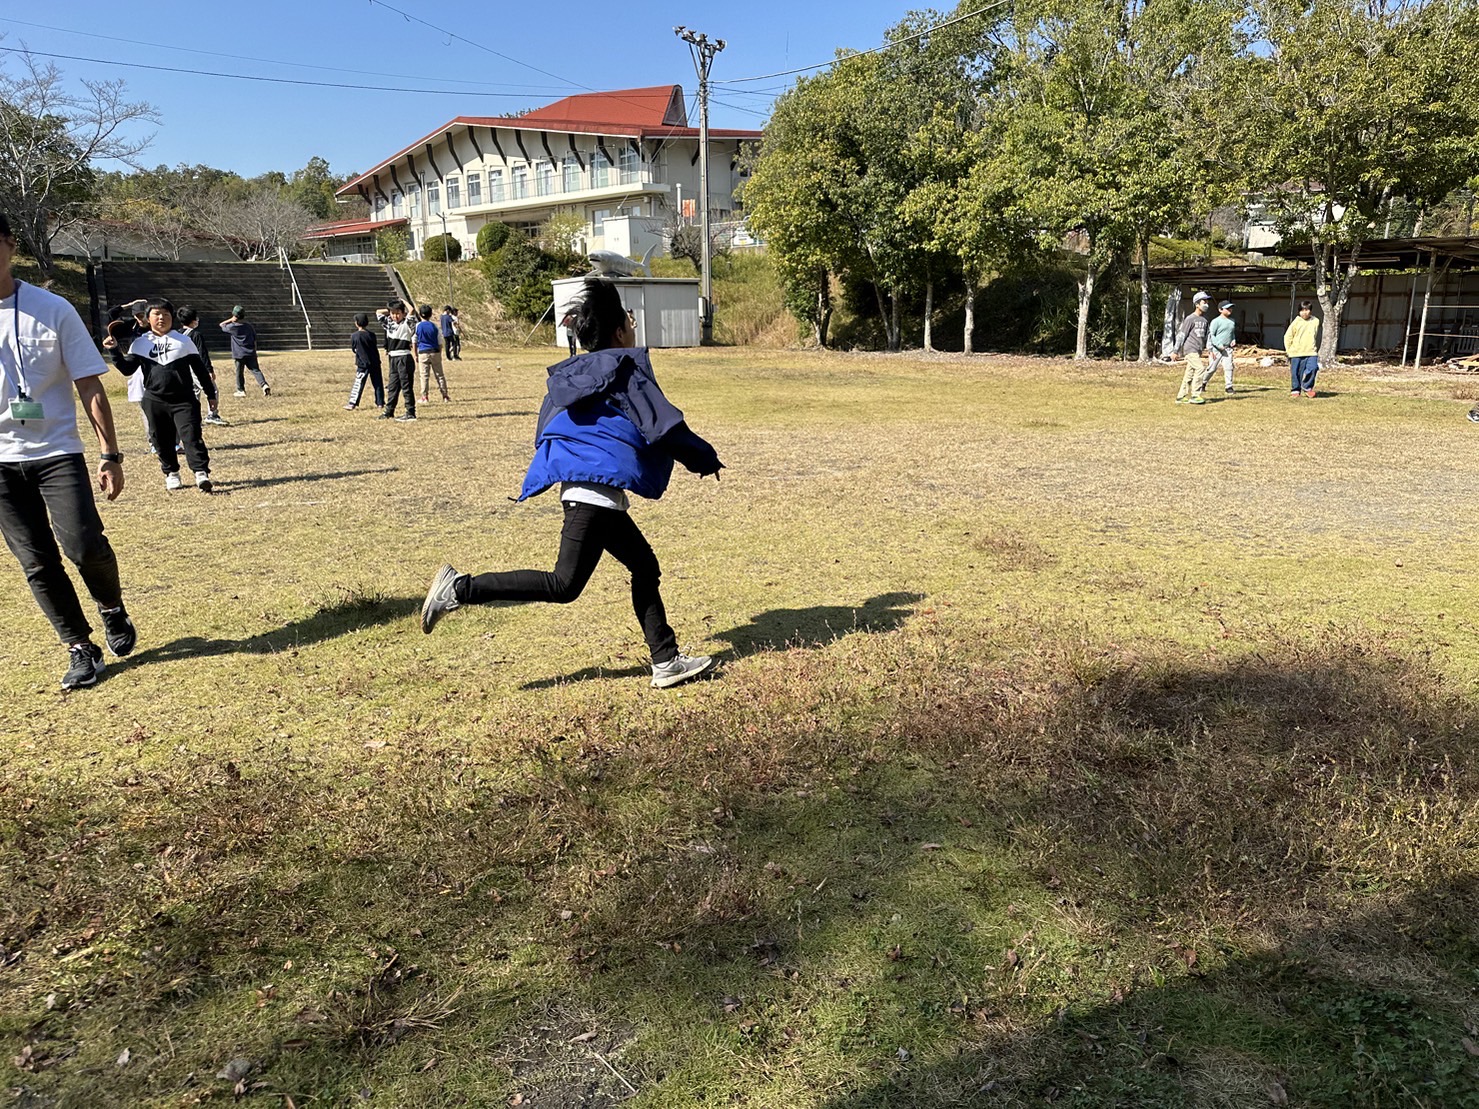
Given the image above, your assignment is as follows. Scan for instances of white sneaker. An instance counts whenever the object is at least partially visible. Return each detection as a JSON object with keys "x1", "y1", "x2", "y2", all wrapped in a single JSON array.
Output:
[
  {"x1": 165, "y1": 472, "x2": 182, "y2": 490},
  {"x1": 651, "y1": 652, "x2": 716, "y2": 689},
  {"x1": 233, "y1": 390, "x2": 246, "y2": 398},
  {"x1": 195, "y1": 471, "x2": 213, "y2": 493}
]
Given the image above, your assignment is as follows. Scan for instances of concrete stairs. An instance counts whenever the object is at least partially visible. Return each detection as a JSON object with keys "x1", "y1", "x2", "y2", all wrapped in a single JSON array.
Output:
[{"x1": 96, "y1": 261, "x2": 400, "y2": 353}]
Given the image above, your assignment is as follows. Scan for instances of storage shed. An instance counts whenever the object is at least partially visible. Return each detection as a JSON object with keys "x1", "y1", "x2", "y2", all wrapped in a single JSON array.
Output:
[{"x1": 552, "y1": 276, "x2": 702, "y2": 350}]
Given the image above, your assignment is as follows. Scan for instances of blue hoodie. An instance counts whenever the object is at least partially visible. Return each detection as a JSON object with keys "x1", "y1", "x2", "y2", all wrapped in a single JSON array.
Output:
[{"x1": 518, "y1": 347, "x2": 721, "y2": 502}]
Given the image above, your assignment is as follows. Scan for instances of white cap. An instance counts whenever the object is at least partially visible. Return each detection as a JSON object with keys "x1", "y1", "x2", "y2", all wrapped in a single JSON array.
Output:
[{"x1": 1192, "y1": 290, "x2": 1211, "y2": 303}]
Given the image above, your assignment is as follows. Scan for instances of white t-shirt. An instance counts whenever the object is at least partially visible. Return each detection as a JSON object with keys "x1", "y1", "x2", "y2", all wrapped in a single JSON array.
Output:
[{"x1": 0, "y1": 281, "x2": 108, "y2": 463}]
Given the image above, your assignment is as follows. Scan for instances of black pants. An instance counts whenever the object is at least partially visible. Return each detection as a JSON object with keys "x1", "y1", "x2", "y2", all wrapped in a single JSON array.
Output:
[
  {"x1": 349, "y1": 362, "x2": 385, "y2": 407},
  {"x1": 383, "y1": 356, "x2": 415, "y2": 416},
  {"x1": 143, "y1": 396, "x2": 210, "y2": 475},
  {"x1": 459, "y1": 501, "x2": 678, "y2": 663},
  {"x1": 234, "y1": 354, "x2": 268, "y2": 392},
  {"x1": 0, "y1": 453, "x2": 123, "y2": 645},
  {"x1": 445, "y1": 334, "x2": 461, "y2": 360}
]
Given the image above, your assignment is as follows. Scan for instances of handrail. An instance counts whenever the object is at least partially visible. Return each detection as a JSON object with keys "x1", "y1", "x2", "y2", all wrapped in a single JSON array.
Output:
[{"x1": 277, "y1": 246, "x2": 314, "y2": 350}]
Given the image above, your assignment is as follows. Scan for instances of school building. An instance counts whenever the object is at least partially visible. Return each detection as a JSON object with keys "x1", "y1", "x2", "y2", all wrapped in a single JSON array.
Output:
[{"x1": 308, "y1": 85, "x2": 763, "y2": 263}]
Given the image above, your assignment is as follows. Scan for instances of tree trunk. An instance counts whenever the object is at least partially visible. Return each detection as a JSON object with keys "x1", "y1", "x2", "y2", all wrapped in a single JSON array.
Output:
[
  {"x1": 964, "y1": 281, "x2": 976, "y2": 356},
  {"x1": 1312, "y1": 240, "x2": 1359, "y2": 366},
  {"x1": 889, "y1": 285, "x2": 901, "y2": 352},
  {"x1": 923, "y1": 280, "x2": 934, "y2": 353},
  {"x1": 1137, "y1": 234, "x2": 1152, "y2": 362},
  {"x1": 1075, "y1": 266, "x2": 1096, "y2": 361}
]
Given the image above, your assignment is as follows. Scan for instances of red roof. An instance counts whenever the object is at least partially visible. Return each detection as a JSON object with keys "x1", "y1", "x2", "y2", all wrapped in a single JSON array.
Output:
[
  {"x1": 336, "y1": 85, "x2": 763, "y2": 197},
  {"x1": 303, "y1": 216, "x2": 406, "y2": 240}
]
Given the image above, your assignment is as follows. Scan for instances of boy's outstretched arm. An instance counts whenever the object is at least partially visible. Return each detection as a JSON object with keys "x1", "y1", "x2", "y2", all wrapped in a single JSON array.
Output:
[{"x1": 659, "y1": 422, "x2": 724, "y2": 477}]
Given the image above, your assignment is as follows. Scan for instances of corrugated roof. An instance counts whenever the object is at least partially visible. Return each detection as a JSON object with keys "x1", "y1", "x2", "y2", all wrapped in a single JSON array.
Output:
[{"x1": 303, "y1": 217, "x2": 406, "y2": 239}]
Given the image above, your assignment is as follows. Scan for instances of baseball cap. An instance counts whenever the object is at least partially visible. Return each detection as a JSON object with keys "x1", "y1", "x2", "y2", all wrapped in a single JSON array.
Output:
[
  {"x1": 232, "y1": 305, "x2": 245, "y2": 317},
  {"x1": 1192, "y1": 290, "x2": 1211, "y2": 303},
  {"x1": 1219, "y1": 301, "x2": 1235, "y2": 310}
]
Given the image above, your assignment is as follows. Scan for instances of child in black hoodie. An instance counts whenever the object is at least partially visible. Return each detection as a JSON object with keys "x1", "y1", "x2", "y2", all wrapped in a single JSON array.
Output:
[{"x1": 103, "y1": 297, "x2": 216, "y2": 492}]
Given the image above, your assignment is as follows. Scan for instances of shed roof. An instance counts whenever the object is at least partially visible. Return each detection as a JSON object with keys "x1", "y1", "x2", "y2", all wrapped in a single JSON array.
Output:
[
  {"x1": 1265, "y1": 235, "x2": 1479, "y2": 269},
  {"x1": 1148, "y1": 263, "x2": 1313, "y2": 286},
  {"x1": 303, "y1": 217, "x2": 406, "y2": 240}
]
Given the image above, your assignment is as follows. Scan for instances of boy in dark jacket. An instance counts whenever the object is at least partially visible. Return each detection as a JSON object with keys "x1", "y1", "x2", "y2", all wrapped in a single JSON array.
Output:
[
  {"x1": 177, "y1": 305, "x2": 227, "y2": 427},
  {"x1": 421, "y1": 278, "x2": 723, "y2": 689},
  {"x1": 345, "y1": 312, "x2": 385, "y2": 410},
  {"x1": 376, "y1": 301, "x2": 416, "y2": 421},
  {"x1": 104, "y1": 297, "x2": 216, "y2": 492}
]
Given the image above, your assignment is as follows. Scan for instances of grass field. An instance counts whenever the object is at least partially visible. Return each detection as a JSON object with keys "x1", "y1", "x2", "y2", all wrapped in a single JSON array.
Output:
[{"x1": 2, "y1": 346, "x2": 1478, "y2": 1107}]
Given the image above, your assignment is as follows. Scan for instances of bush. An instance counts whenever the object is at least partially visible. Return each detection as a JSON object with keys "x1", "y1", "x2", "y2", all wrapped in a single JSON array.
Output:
[
  {"x1": 475, "y1": 221, "x2": 511, "y2": 256},
  {"x1": 480, "y1": 236, "x2": 559, "y2": 322},
  {"x1": 421, "y1": 233, "x2": 462, "y2": 263},
  {"x1": 374, "y1": 227, "x2": 408, "y2": 263}
]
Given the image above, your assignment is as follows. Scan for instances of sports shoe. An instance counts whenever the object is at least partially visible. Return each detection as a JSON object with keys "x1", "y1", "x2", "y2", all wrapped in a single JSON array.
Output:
[
  {"x1": 99, "y1": 605, "x2": 136, "y2": 657},
  {"x1": 262, "y1": 384, "x2": 272, "y2": 396},
  {"x1": 1186, "y1": 395, "x2": 1207, "y2": 405},
  {"x1": 1303, "y1": 389, "x2": 1316, "y2": 398},
  {"x1": 204, "y1": 412, "x2": 229, "y2": 426},
  {"x1": 421, "y1": 564, "x2": 461, "y2": 633},
  {"x1": 234, "y1": 390, "x2": 247, "y2": 398},
  {"x1": 651, "y1": 653, "x2": 716, "y2": 689},
  {"x1": 377, "y1": 411, "x2": 394, "y2": 419},
  {"x1": 395, "y1": 413, "x2": 417, "y2": 422},
  {"x1": 165, "y1": 471, "x2": 183, "y2": 491},
  {"x1": 61, "y1": 642, "x2": 105, "y2": 690},
  {"x1": 1225, "y1": 386, "x2": 1235, "y2": 394},
  {"x1": 419, "y1": 395, "x2": 430, "y2": 403},
  {"x1": 195, "y1": 471, "x2": 213, "y2": 493},
  {"x1": 343, "y1": 403, "x2": 357, "y2": 410},
  {"x1": 1290, "y1": 390, "x2": 1301, "y2": 397},
  {"x1": 1467, "y1": 408, "x2": 1479, "y2": 423},
  {"x1": 1174, "y1": 395, "x2": 1186, "y2": 404}
]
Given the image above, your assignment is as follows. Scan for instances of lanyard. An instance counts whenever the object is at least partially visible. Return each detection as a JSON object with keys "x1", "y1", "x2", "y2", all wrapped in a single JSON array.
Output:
[{"x1": 4, "y1": 280, "x2": 28, "y2": 398}]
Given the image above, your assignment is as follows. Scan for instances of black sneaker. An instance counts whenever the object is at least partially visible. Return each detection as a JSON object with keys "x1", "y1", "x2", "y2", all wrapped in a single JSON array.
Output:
[
  {"x1": 1468, "y1": 408, "x2": 1479, "y2": 424},
  {"x1": 61, "y1": 642, "x2": 105, "y2": 689},
  {"x1": 99, "y1": 605, "x2": 137, "y2": 657},
  {"x1": 395, "y1": 413, "x2": 417, "y2": 422},
  {"x1": 421, "y1": 564, "x2": 462, "y2": 633}
]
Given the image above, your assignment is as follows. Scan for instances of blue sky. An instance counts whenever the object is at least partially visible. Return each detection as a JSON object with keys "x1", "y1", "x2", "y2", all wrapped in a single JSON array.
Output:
[{"x1": 0, "y1": 1, "x2": 930, "y2": 179}]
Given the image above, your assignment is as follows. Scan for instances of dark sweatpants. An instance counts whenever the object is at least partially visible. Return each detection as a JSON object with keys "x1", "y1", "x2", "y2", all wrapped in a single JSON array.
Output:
[
  {"x1": 382, "y1": 355, "x2": 415, "y2": 416},
  {"x1": 0, "y1": 453, "x2": 123, "y2": 644},
  {"x1": 234, "y1": 354, "x2": 268, "y2": 392},
  {"x1": 457, "y1": 501, "x2": 679, "y2": 663},
  {"x1": 143, "y1": 396, "x2": 210, "y2": 475}
]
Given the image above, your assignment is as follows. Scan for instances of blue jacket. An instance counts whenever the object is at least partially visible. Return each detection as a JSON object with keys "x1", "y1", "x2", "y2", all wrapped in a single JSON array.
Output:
[{"x1": 518, "y1": 347, "x2": 722, "y2": 502}]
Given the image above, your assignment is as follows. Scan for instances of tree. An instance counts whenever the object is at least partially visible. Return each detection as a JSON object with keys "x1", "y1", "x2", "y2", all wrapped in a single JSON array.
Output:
[
  {"x1": 0, "y1": 47, "x2": 156, "y2": 274},
  {"x1": 199, "y1": 186, "x2": 315, "y2": 259},
  {"x1": 476, "y1": 221, "x2": 511, "y2": 256},
  {"x1": 374, "y1": 226, "x2": 408, "y2": 263},
  {"x1": 1232, "y1": 0, "x2": 1479, "y2": 363}
]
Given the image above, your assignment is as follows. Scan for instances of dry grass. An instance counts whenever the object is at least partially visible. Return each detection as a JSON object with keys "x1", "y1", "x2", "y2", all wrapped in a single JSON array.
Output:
[{"x1": 1, "y1": 348, "x2": 1477, "y2": 1107}]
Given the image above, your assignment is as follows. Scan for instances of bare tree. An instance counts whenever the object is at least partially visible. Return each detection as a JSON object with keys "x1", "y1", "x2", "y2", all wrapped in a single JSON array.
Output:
[
  {"x1": 199, "y1": 186, "x2": 315, "y2": 260},
  {"x1": 0, "y1": 46, "x2": 156, "y2": 274}
]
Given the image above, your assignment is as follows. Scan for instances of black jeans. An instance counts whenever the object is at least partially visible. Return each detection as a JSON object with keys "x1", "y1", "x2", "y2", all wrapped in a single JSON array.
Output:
[
  {"x1": 234, "y1": 354, "x2": 268, "y2": 392},
  {"x1": 383, "y1": 356, "x2": 415, "y2": 416},
  {"x1": 459, "y1": 501, "x2": 678, "y2": 663},
  {"x1": 445, "y1": 334, "x2": 461, "y2": 360},
  {"x1": 143, "y1": 396, "x2": 210, "y2": 475},
  {"x1": 349, "y1": 362, "x2": 385, "y2": 407},
  {"x1": 0, "y1": 453, "x2": 123, "y2": 645}
]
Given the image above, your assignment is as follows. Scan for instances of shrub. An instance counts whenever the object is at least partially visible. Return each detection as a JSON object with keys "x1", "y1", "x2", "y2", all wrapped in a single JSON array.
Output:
[
  {"x1": 421, "y1": 233, "x2": 462, "y2": 263},
  {"x1": 538, "y1": 213, "x2": 586, "y2": 265},
  {"x1": 475, "y1": 221, "x2": 511, "y2": 256},
  {"x1": 480, "y1": 236, "x2": 559, "y2": 321},
  {"x1": 374, "y1": 227, "x2": 409, "y2": 263}
]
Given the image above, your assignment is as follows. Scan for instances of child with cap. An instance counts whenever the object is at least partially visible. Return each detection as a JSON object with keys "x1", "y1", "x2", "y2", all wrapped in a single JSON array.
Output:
[
  {"x1": 1173, "y1": 291, "x2": 1213, "y2": 404},
  {"x1": 419, "y1": 277, "x2": 724, "y2": 690},
  {"x1": 219, "y1": 306, "x2": 271, "y2": 397},
  {"x1": 345, "y1": 312, "x2": 385, "y2": 410},
  {"x1": 1207, "y1": 301, "x2": 1238, "y2": 394}
]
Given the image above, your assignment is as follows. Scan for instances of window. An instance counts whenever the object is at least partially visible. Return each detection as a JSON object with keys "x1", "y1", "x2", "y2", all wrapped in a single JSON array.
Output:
[
  {"x1": 592, "y1": 208, "x2": 609, "y2": 235},
  {"x1": 592, "y1": 148, "x2": 610, "y2": 188},
  {"x1": 446, "y1": 177, "x2": 461, "y2": 209},
  {"x1": 428, "y1": 182, "x2": 441, "y2": 214},
  {"x1": 407, "y1": 183, "x2": 420, "y2": 215},
  {"x1": 618, "y1": 145, "x2": 640, "y2": 184},
  {"x1": 488, "y1": 169, "x2": 504, "y2": 201},
  {"x1": 374, "y1": 194, "x2": 387, "y2": 215},
  {"x1": 512, "y1": 165, "x2": 528, "y2": 198},
  {"x1": 536, "y1": 162, "x2": 554, "y2": 196},
  {"x1": 407, "y1": 229, "x2": 417, "y2": 251},
  {"x1": 390, "y1": 190, "x2": 402, "y2": 217},
  {"x1": 563, "y1": 153, "x2": 582, "y2": 193},
  {"x1": 467, "y1": 172, "x2": 482, "y2": 206}
]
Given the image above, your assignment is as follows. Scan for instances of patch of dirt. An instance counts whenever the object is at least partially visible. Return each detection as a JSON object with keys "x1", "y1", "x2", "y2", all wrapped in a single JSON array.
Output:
[{"x1": 499, "y1": 1003, "x2": 636, "y2": 1107}]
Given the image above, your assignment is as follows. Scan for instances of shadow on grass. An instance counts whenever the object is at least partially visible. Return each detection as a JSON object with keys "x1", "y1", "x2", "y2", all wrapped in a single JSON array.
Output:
[
  {"x1": 7, "y1": 634, "x2": 1477, "y2": 1105},
  {"x1": 711, "y1": 591, "x2": 924, "y2": 657},
  {"x1": 125, "y1": 595, "x2": 420, "y2": 663},
  {"x1": 222, "y1": 467, "x2": 398, "y2": 491},
  {"x1": 464, "y1": 410, "x2": 538, "y2": 420}
]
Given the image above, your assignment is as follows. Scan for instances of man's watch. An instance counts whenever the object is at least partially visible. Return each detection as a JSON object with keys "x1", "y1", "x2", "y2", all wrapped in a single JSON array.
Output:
[{"x1": 100, "y1": 452, "x2": 123, "y2": 464}]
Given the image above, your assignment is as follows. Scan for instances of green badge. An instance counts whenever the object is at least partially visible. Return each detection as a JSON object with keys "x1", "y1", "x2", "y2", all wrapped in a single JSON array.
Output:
[{"x1": 9, "y1": 399, "x2": 44, "y2": 420}]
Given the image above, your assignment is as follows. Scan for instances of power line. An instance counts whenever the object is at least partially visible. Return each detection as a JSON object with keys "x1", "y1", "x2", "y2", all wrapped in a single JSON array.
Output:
[
  {"x1": 715, "y1": 0, "x2": 1010, "y2": 85},
  {"x1": 0, "y1": 16, "x2": 577, "y2": 95},
  {"x1": 0, "y1": 46, "x2": 566, "y2": 99}
]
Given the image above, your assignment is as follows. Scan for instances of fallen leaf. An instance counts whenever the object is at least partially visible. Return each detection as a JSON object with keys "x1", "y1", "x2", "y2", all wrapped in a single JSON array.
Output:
[
  {"x1": 509, "y1": 1094, "x2": 526, "y2": 1106},
  {"x1": 1005, "y1": 949, "x2": 1020, "y2": 969},
  {"x1": 721, "y1": 995, "x2": 742, "y2": 1013},
  {"x1": 896, "y1": 1047, "x2": 912, "y2": 1061},
  {"x1": 1268, "y1": 1080, "x2": 1288, "y2": 1105},
  {"x1": 1183, "y1": 948, "x2": 1198, "y2": 969},
  {"x1": 569, "y1": 1031, "x2": 597, "y2": 1043},
  {"x1": 1462, "y1": 1037, "x2": 1479, "y2": 1057},
  {"x1": 920, "y1": 843, "x2": 942, "y2": 851},
  {"x1": 216, "y1": 1058, "x2": 254, "y2": 1083},
  {"x1": 888, "y1": 944, "x2": 904, "y2": 962},
  {"x1": 116, "y1": 1048, "x2": 130, "y2": 1067}
]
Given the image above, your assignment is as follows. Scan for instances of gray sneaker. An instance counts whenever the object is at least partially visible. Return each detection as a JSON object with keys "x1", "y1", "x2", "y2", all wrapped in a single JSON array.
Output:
[
  {"x1": 421, "y1": 564, "x2": 461, "y2": 633},
  {"x1": 651, "y1": 652, "x2": 716, "y2": 689},
  {"x1": 61, "y1": 642, "x2": 105, "y2": 690}
]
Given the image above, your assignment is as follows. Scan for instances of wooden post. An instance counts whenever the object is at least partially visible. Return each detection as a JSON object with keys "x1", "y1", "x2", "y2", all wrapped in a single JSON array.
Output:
[{"x1": 1415, "y1": 250, "x2": 1437, "y2": 372}]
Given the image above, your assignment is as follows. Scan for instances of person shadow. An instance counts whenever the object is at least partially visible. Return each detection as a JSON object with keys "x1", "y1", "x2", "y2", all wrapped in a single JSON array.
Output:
[{"x1": 125, "y1": 594, "x2": 421, "y2": 664}]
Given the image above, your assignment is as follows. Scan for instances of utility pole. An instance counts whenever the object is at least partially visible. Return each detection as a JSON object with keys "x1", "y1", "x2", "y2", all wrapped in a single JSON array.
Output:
[
  {"x1": 675, "y1": 25, "x2": 725, "y2": 346},
  {"x1": 439, "y1": 209, "x2": 453, "y2": 310}
]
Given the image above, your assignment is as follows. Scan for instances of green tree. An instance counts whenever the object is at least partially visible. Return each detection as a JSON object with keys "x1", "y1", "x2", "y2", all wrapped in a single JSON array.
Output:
[
  {"x1": 480, "y1": 236, "x2": 558, "y2": 321},
  {"x1": 375, "y1": 226, "x2": 408, "y2": 263},
  {"x1": 1232, "y1": 0, "x2": 1479, "y2": 362},
  {"x1": 476, "y1": 220, "x2": 511, "y2": 256},
  {"x1": 421, "y1": 232, "x2": 462, "y2": 262}
]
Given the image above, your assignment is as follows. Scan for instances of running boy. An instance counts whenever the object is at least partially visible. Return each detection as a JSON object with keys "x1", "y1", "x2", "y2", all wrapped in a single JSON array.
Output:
[
  {"x1": 377, "y1": 300, "x2": 415, "y2": 421},
  {"x1": 105, "y1": 298, "x2": 216, "y2": 492},
  {"x1": 420, "y1": 277, "x2": 723, "y2": 689},
  {"x1": 220, "y1": 306, "x2": 271, "y2": 397},
  {"x1": 346, "y1": 312, "x2": 385, "y2": 410}
]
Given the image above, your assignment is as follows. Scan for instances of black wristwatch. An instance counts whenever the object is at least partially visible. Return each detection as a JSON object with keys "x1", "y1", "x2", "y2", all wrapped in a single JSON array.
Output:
[{"x1": 100, "y1": 452, "x2": 123, "y2": 464}]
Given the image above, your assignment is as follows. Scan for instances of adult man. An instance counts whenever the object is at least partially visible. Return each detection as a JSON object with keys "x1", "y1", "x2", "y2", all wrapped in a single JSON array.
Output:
[
  {"x1": 0, "y1": 213, "x2": 136, "y2": 689},
  {"x1": 219, "y1": 305, "x2": 271, "y2": 397},
  {"x1": 1173, "y1": 291, "x2": 1213, "y2": 405},
  {"x1": 1206, "y1": 301, "x2": 1238, "y2": 394}
]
